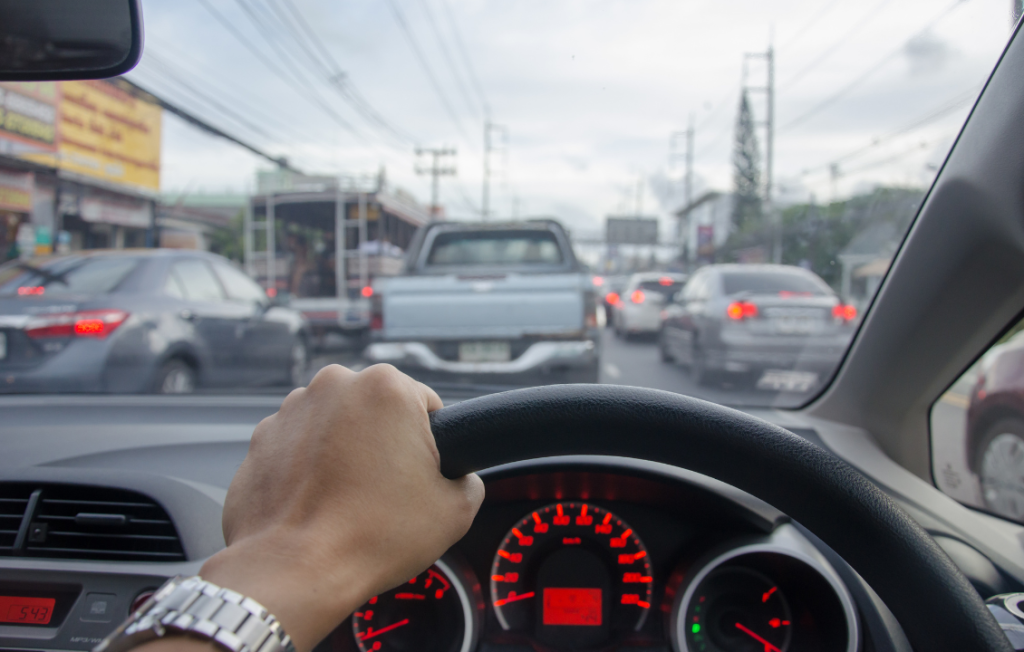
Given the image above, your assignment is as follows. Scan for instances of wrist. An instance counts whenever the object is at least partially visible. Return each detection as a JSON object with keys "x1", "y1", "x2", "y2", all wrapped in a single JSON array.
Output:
[{"x1": 200, "y1": 530, "x2": 374, "y2": 652}]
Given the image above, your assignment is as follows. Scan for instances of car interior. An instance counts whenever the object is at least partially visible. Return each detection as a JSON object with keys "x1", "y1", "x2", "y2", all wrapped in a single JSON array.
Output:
[{"x1": 4, "y1": 2, "x2": 1024, "y2": 652}]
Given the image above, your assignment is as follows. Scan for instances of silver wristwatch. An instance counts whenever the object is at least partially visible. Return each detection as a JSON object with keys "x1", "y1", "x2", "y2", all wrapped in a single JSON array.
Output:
[{"x1": 93, "y1": 576, "x2": 296, "y2": 652}]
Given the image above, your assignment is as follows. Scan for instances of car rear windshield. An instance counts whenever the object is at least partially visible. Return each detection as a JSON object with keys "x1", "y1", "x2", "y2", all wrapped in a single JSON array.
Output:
[
  {"x1": 721, "y1": 271, "x2": 829, "y2": 296},
  {"x1": 426, "y1": 230, "x2": 563, "y2": 266},
  {"x1": 638, "y1": 280, "x2": 685, "y2": 298},
  {"x1": 0, "y1": 257, "x2": 139, "y2": 297}
]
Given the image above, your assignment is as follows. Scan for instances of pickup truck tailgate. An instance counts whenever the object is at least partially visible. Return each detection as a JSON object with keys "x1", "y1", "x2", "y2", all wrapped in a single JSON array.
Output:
[{"x1": 382, "y1": 273, "x2": 585, "y2": 340}]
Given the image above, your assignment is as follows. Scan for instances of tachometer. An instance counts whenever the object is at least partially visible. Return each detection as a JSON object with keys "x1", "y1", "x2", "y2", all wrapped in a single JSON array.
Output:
[
  {"x1": 352, "y1": 559, "x2": 476, "y2": 652},
  {"x1": 490, "y1": 502, "x2": 652, "y2": 649}
]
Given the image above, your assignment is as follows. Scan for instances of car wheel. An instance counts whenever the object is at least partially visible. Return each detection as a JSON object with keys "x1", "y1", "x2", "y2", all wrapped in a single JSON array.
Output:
[
  {"x1": 977, "y1": 417, "x2": 1024, "y2": 521},
  {"x1": 691, "y1": 344, "x2": 715, "y2": 386},
  {"x1": 658, "y1": 331, "x2": 674, "y2": 363},
  {"x1": 290, "y1": 339, "x2": 309, "y2": 387},
  {"x1": 154, "y1": 359, "x2": 196, "y2": 394}
]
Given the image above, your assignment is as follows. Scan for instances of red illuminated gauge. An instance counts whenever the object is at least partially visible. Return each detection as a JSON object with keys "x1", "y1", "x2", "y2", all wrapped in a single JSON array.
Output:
[
  {"x1": 352, "y1": 561, "x2": 474, "y2": 652},
  {"x1": 490, "y1": 503, "x2": 652, "y2": 650}
]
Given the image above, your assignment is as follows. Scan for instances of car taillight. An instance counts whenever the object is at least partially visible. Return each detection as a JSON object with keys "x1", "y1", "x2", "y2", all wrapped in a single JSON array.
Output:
[
  {"x1": 17, "y1": 286, "x2": 44, "y2": 296},
  {"x1": 25, "y1": 310, "x2": 129, "y2": 339},
  {"x1": 592, "y1": 275, "x2": 604, "y2": 287},
  {"x1": 832, "y1": 304, "x2": 857, "y2": 321},
  {"x1": 370, "y1": 294, "x2": 384, "y2": 331},
  {"x1": 726, "y1": 301, "x2": 758, "y2": 320},
  {"x1": 658, "y1": 277, "x2": 674, "y2": 286},
  {"x1": 606, "y1": 292, "x2": 620, "y2": 305},
  {"x1": 361, "y1": 285, "x2": 374, "y2": 298},
  {"x1": 631, "y1": 290, "x2": 645, "y2": 304}
]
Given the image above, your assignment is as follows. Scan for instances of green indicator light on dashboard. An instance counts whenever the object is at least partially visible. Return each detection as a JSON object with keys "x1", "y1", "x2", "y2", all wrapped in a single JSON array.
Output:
[{"x1": 691, "y1": 624, "x2": 701, "y2": 634}]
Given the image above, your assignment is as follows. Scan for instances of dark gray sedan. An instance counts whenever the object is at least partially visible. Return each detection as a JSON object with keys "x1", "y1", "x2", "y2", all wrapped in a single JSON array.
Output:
[
  {"x1": 659, "y1": 264, "x2": 857, "y2": 391},
  {"x1": 0, "y1": 249, "x2": 310, "y2": 394}
]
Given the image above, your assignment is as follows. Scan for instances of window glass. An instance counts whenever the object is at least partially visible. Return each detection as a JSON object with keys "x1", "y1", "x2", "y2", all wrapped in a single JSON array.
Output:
[
  {"x1": 214, "y1": 262, "x2": 266, "y2": 303},
  {"x1": 171, "y1": 260, "x2": 224, "y2": 302},
  {"x1": 932, "y1": 316, "x2": 1024, "y2": 523},
  {"x1": 0, "y1": 256, "x2": 138, "y2": 296},
  {"x1": 721, "y1": 271, "x2": 831, "y2": 296},
  {"x1": 164, "y1": 273, "x2": 185, "y2": 299},
  {"x1": 637, "y1": 280, "x2": 686, "y2": 299},
  {"x1": 427, "y1": 231, "x2": 563, "y2": 266}
]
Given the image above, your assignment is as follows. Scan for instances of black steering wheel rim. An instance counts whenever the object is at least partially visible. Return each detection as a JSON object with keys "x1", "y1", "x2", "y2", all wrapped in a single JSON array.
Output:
[{"x1": 430, "y1": 383, "x2": 1011, "y2": 652}]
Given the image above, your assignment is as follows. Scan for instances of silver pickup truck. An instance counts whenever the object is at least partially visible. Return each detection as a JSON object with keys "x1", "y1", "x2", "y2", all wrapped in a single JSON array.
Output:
[{"x1": 364, "y1": 220, "x2": 600, "y2": 384}]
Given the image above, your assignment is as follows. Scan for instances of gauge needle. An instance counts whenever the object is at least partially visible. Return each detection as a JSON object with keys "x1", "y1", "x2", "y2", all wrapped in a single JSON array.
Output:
[
  {"x1": 735, "y1": 622, "x2": 781, "y2": 652},
  {"x1": 359, "y1": 619, "x2": 410, "y2": 641},
  {"x1": 494, "y1": 591, "x2": 535, "y2": 607}
]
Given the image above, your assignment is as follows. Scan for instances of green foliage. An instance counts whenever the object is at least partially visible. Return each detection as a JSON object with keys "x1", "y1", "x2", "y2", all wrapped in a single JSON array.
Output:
[{"x1": 208, "y1": 210, "x2": 244, "y2": 262}]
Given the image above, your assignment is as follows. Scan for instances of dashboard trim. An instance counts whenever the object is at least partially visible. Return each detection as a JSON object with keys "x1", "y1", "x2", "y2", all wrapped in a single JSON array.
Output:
[{"x1": 669, "y1": 523, "x2": 859, "y2": 652}]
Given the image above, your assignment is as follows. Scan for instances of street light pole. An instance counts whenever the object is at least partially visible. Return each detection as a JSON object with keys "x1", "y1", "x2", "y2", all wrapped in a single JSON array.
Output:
[{"x1": 415, "y1": 147, "x2": 457, "y2": 220}]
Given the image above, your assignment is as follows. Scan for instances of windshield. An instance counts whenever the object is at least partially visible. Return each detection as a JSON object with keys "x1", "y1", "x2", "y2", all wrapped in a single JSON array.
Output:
[
  {"x1": 721, "y1": 271, "x2": 829, "y2": 297},
  {"x1": 0, "y1": 257, "x2": 139, "y2": 297},
  {"x1": 427, "y1": 230, "x2": 563, "y2": 266},
  {"x1": 0, "y1": 0, "x2": 1010, "y2": 406}
]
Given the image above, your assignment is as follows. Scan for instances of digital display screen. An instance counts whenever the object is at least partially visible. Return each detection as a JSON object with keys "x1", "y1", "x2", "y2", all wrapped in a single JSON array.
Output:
[
  {"x1": 0, "y1": 597, "x2": 56, "y2": 625},
  {"x1": 543, "y1": 588, "x2": 602, "y2": 626}
]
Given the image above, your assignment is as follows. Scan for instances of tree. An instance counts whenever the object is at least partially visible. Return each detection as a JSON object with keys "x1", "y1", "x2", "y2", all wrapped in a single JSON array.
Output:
[{"x1": 732, "y1": 91, "x2": 762, "y2": 231}]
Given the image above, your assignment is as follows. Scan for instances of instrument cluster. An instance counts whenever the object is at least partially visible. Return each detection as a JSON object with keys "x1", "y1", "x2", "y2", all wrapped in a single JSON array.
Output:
[{"x1": 327, "y1": 470, "x2": 859, "y2": 652}]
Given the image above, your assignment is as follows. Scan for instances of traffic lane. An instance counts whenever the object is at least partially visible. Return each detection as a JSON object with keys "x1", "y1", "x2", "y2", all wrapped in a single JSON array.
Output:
[{"x1": 597, "y1": 327, "x2": 818, "y2": 407}]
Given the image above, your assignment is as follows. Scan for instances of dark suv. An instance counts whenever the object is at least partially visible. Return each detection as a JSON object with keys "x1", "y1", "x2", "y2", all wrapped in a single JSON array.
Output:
[{"x1": 0, "y1": 249, "x2": 309, "y2": 393}]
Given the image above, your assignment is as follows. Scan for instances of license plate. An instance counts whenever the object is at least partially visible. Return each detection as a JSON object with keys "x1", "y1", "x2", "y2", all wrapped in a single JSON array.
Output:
[
  {"x1": 459, "y1": 341, "x2": 511, "y2": 363},
  {"x1": 772, "y1": 317, "x2": 820, "y2": 334},
  {"x1": 757, "y1": 370, "x2": 818, "y2": 392},
  {"x1": 0, "y1": 332, "x2": 5, "y2": 360}
]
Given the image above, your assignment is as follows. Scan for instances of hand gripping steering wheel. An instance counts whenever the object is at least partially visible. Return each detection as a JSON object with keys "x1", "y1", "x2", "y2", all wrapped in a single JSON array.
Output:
[{"x1": 430, "y1": 384, "x2": 1012, "y2": 652}]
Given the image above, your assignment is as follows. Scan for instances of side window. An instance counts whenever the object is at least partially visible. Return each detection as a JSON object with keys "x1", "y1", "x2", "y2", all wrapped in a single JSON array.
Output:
[
  {"x1": 214, "y1": 262, "x2": 266, "y2": 303},
  {"x1": 931, "y1": 317, "x2": 1024, "y2": 523},
  {"x1": 171, "y1": 259, "x2": 225, "y2": 302}
]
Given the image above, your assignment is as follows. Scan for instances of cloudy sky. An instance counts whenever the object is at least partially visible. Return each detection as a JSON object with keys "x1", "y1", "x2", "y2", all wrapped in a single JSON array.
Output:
[{"x1": 131, "y1": 0, "x2": 1014, "y2": 235}]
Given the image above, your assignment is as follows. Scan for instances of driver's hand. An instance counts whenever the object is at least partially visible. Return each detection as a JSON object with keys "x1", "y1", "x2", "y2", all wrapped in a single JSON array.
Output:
[{"x1": 198, "y1": 364, "x2": 485, "y2": 652}]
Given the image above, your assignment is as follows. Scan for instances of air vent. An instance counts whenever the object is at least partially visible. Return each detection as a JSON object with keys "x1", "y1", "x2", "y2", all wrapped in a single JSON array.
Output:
[
  {"x1": 0, "y1": 484, "x2": 186, "y2": 562},
  {"x1": 0, "y1": 484, "x2": 34, "y2": 554}
]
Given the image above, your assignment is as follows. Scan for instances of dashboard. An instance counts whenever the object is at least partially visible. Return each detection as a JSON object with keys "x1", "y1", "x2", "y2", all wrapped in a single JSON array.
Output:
[{"x1": 1, "y1": 394, "x2": 1023, "y2": 652}]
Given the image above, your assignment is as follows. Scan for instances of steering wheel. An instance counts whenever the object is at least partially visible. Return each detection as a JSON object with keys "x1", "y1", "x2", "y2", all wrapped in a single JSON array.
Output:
[{"x1": 430, "y1": 384, "x2": 1011, "y2": 652}]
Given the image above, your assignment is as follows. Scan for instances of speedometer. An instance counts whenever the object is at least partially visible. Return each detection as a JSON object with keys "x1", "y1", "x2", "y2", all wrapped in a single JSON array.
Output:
[{"x1": 490, "y1": 502, "x2": 652, "y2": 649}]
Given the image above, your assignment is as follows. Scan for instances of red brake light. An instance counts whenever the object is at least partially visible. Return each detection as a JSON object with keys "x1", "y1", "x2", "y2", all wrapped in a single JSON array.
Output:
[
  {"x1": 631, "y1": 290, "x2": 645, "y2": 304},
  {"x1": 17, "y1": 286, "x2": 44, "y2": 296},
  {"x1": 361, "y1": 286, "x2": 374, "y2": 298},
  {"x1": 832, "y1": 304, "x2": 857, "y2": 321},
  {"x1": 658, "y1": 277, "x2": 673, "y2": 286},
  {"x1": 26, "y1": 310, "x2": 128, "y2": 339},
  {"x1": 605, "y1": 292, "x2": 620, "y2": 305},
  {"x1": 592, "y1": 276, "x2": 605, "y2": 287},
  {"x1": 266, "y1": 287, "x2": 277, "y2": 298},
  {"x1": 726, "y1": 301, "x2": 758, "y2": 320}
]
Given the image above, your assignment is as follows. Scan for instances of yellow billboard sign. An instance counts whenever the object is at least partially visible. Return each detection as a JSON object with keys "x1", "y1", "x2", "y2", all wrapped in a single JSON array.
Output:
[{"x1": 55, "y1": 80, "x2": 161, "y2": 193}]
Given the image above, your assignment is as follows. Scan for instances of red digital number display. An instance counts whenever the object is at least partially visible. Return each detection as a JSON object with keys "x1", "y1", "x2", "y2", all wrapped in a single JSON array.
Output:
[
  {"x1": 543, "y1": 588, "x2": 602, "y2": 626},
  {"x1": 0, "y1": 597, "x2": 55, "y2": 625}
]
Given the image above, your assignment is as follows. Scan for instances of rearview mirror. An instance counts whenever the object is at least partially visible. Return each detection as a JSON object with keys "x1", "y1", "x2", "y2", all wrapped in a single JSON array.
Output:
[{"x1": 0, "y1": 0, "x2": 143, "y2": 81}]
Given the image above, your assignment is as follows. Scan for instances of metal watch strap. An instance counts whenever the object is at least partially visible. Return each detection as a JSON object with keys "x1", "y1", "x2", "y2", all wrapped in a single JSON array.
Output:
[{"x1": 93, "y1": 576, "x2": 296, "y2": 652}]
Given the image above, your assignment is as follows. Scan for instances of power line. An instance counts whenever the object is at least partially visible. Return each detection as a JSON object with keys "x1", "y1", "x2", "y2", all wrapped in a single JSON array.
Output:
[
  {"x1": 417, "y1": 0, "x2": 481, "y2": 117},
  {"x1": 799, "y1": 84, "x2": 980, "y2": 176},
  {"x1": 780, "y1": 0, "x2": 967, "y2": 132},
  {"x1": 438, "y1": 0, "x2": 489, "y2": 112},
  {"x1": 195, "y1": 0, "x2": 375, "y2": 145},
  {"x1": 262, "y1": 0, "x2": 416, "y2": 144},
  {"x1": 385, "y1": 0, "x2": 472, "y2": 142},
  {"x1": 777, "y1": 0, "x2": 843, "y2": 51},
  {"x1": 779, "y1": 0, "x2": 893, "y2": 90}
]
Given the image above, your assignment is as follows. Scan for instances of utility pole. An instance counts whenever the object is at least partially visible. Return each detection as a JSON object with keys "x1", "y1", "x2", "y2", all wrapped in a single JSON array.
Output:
[
  {"x1": 415, "y1": 147, "x2": 457, "y2": 220},
  {"x1": 743, "y1": 43, "x2": 777, "y2": 262},
  {"x1": 670, "y1": 116, "x2": 695, "y2": 262},
  {"x1": 482, "y1": 119, "x2": 507, "y2": 220}
]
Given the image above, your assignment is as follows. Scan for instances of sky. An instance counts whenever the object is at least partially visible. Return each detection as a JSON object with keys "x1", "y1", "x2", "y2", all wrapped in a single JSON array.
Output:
[{"x1": 131, "y1": 0, "x2": 1015, "y2": 237}]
